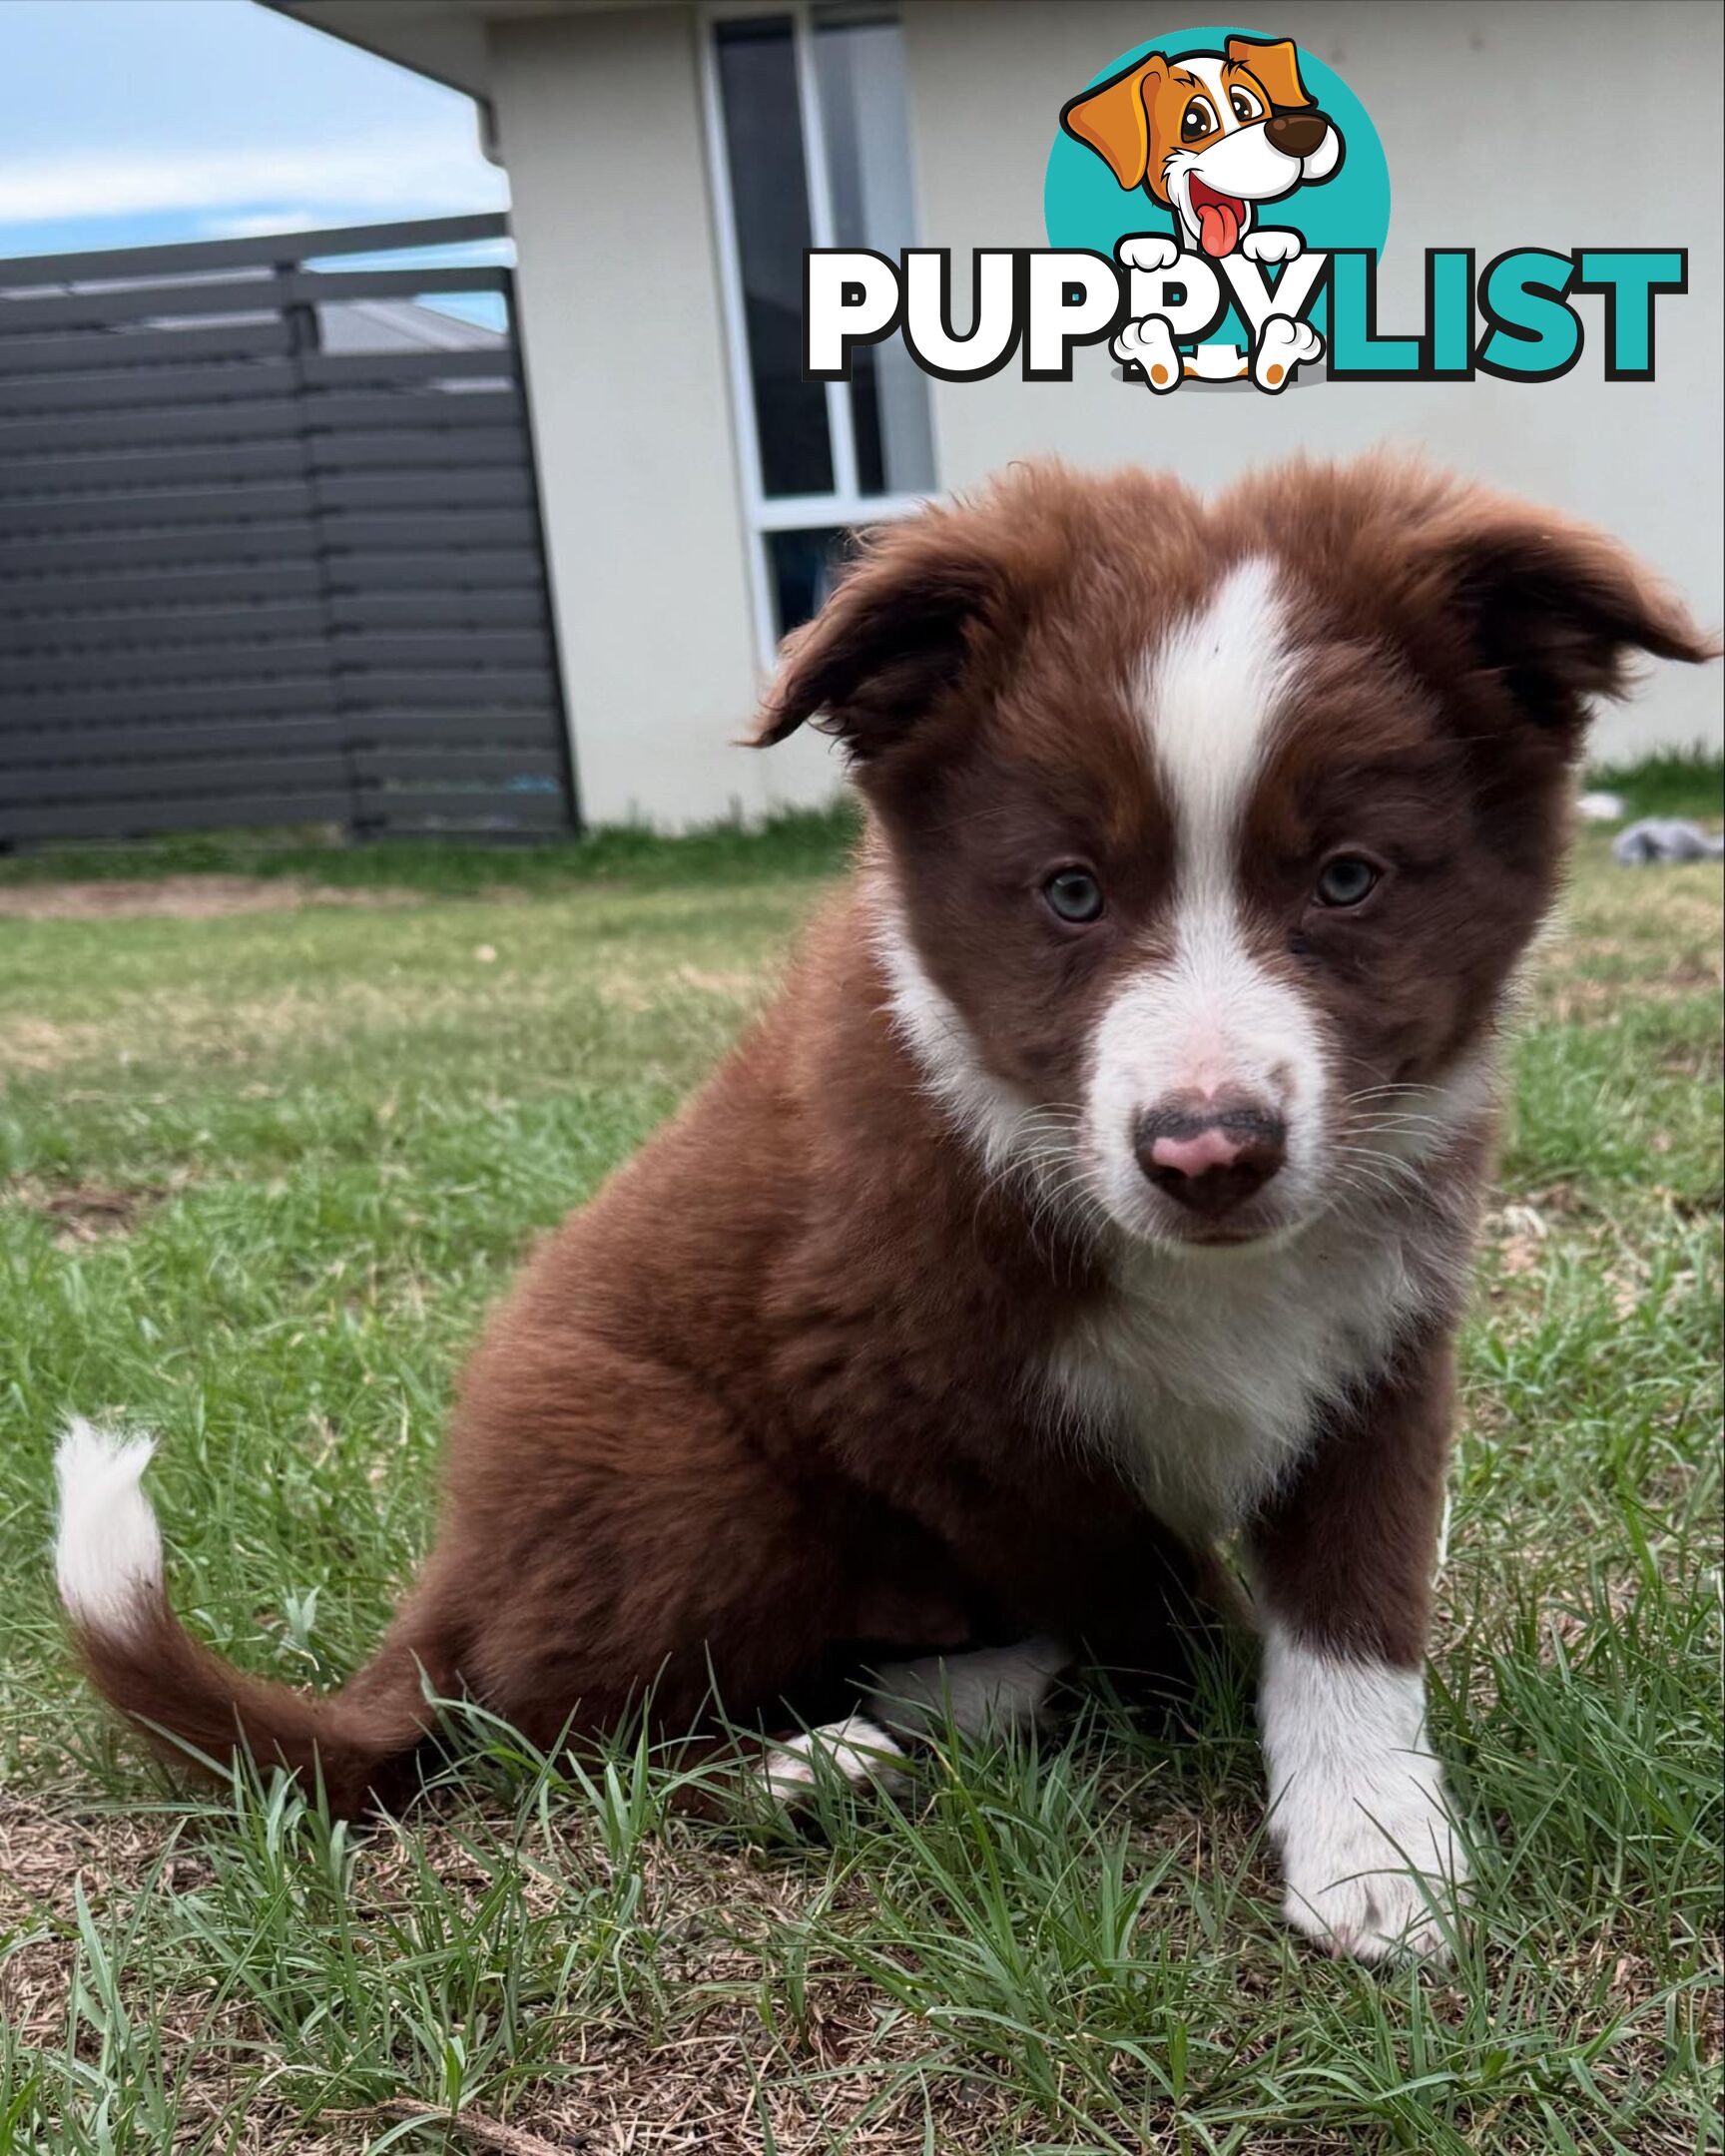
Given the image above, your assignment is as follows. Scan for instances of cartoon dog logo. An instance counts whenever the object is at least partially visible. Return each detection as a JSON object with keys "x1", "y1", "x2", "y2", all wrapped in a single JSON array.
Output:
[{"x1": 1061, "y1": 34, "x2": 1343, "y2": 390}]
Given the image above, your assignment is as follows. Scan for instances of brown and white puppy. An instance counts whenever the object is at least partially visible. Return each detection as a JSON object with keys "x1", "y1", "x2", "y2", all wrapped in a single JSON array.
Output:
[{"x1": 55, "y1": 458, "x2": 1710, "y2": 1962}]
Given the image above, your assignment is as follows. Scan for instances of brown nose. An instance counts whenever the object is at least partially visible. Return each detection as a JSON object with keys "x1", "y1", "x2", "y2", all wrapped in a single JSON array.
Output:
[
  {"x1": 1134, "y1": 1094, "x2": 1287, "y2": 1219},
  {"x1": 1265, "y1": 109, "x2": 1330, "y2": 160}
]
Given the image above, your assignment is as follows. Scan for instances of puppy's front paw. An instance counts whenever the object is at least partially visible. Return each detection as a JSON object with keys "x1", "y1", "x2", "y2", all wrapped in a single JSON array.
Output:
[
  {"x1": 1252, "y1": 312, "x2": 1323, "y2": 391},
  {"x1": 1117, "y1": 232, "x2": 1180, "y2": 273},
  {"x1": 1242, "y1": 228, "x2": 1304, "y2": 265},
  {"x1": 1112, "y1": 315, "x2": 1181, "y2": 392},
  {"x1": 762, "y1": 1714, "x2": 909, "y2": 1804},
  {"x1": 1260, "y1": 1632, "x2": 1469, "y2": 1963},
  {"x1": 1275, "y1": 1775, "x2": 1468, "y2": 1962}
]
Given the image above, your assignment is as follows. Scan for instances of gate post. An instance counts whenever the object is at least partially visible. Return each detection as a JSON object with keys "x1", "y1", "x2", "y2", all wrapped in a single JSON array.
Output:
[
  {"x1": 502, "y1": 260, "x2": 582, "y2": 835},
  {"x1": 281, "y1": 263, "x2": 368, "y2": 838}
]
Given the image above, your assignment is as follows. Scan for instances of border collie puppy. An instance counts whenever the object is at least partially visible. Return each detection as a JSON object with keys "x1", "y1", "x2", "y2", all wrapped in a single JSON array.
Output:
[{"x1": 56, "y1": 457, "x2": 1710, "y2": 1960}]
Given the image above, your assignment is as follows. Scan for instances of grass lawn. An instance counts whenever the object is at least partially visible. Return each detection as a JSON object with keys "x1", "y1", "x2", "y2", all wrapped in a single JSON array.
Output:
[{"x1": 0, "y1": 774, "x2": 1720, "y2": 2154}]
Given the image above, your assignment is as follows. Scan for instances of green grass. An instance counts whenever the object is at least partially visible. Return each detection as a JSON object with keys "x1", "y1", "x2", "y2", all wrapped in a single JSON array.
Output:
[
  {"x1": 0, "y1": 801, "x2": 1719, "y2": 2153},
  {"x1": 0, "y1": 802, "x2": 859, "y2": 896},
  {"x1": 1584, "y1": 749, "x2": 1725, "y2": 823}
]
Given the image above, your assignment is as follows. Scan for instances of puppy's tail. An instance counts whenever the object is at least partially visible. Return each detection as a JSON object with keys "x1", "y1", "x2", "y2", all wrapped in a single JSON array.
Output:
[{"x1": 54, "y1": 1419, "x2": 437, "y2": 1817}]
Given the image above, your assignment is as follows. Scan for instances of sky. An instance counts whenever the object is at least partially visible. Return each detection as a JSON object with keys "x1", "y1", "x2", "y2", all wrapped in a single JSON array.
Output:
[{"x1": 0, "y1": 0, "x2": 508, "y2": 264}]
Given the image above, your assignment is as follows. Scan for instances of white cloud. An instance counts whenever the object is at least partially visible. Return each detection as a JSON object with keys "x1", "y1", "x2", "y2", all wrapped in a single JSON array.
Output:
[
  {"x1": 0, "y1": 132, "x2": 507, "y2": 227},
  {"x1": 199, "y1": 209, "x2": 351, "y2": 240}
]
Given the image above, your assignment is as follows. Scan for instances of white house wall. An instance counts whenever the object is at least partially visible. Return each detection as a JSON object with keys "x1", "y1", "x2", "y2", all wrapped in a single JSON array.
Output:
[{"x1": 486, "y1": 4, "x2": 841, "y2": 827}]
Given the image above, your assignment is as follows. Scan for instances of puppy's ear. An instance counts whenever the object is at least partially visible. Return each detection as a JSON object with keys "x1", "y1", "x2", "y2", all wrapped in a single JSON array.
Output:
[
  {"x1": 1226, "y1": 35, "x2": 1314, "y2": 111},
  {"x1": 1417, "y1": 498, "x2": 1716, "y2": 739},
  {"x1": 753, "y1": 515, "x2": 1009, "y2": 761},
  {"x1": 1060, "y1": 54, "x2": 1168, "y2": 191}
]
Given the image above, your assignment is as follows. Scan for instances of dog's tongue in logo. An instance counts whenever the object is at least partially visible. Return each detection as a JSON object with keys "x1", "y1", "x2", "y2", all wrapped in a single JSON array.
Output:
[{"x1": 1188, "y1": 178, "x2": 1244, "y2": 259}]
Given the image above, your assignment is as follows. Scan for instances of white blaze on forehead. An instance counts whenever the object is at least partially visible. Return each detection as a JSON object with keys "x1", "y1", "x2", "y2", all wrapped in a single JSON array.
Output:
[
  {"x1": 1140, "y1": 555, "x2": 1293, "y2": 887},
  {"x1": 1076, "y1": 554, "x2": 1327, "y2": 1242}
]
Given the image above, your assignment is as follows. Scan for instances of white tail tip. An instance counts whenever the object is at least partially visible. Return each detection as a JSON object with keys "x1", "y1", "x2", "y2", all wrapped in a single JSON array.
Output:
[{"x1": 54, "y1": 1417, "x2": 163, "y2": 1636}]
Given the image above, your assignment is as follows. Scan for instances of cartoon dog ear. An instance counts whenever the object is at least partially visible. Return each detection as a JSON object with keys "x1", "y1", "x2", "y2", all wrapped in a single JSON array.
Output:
[
  {"x1": 753, "y1": 513, "x2": 1011, "y2": 762},
  {"x1": 1225, "y1": 34, "x2": 1315, "y2": 111},
  {"x1": 1059, "y1": 54, "x2": 1169, "y2": 192}
]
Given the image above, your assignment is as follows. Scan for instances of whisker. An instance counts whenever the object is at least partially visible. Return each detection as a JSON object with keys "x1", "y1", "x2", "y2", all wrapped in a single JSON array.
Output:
[
  {"x1": 1335, "y1": 1142, "x2": 1425, "y2": 1181},
  {"x1": 1342, "y1": 1081, "x2": 1450, "y2": 1102}
]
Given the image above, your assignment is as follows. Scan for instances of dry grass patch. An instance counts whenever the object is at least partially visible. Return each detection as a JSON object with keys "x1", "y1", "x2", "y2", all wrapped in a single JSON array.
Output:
[
  {"x1": 0, "y1": 878, "x2": 422, "y2": 923},
  {"x1": 3, "y1": 1174, "x2": 186, "y2": 1246}
]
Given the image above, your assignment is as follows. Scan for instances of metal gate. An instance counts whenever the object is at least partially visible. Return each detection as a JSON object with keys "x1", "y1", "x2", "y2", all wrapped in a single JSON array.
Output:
[{"x1": 0, "y1": 214, "x2": 578, "y2": 843}]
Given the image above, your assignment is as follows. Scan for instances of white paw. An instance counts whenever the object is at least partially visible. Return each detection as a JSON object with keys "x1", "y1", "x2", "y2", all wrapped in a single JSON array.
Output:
[
  {"x1": 761, "y1": 1714, "x2": 908, "y2": 1803},
  {"x1": 868, "y1": 1636, "x2": 1068, "y2": 1741},
  {"x1": 1252, "y1": 312, "x2": 1323, "y2": 391},
  {"x1": 1112, "y1": 315, "x2": 1181, "y2": 392},
  {"x1": 1275, "y1": 1779, "x2": 1468, "y2": 1962},
  {"x1": 1259, "y1": 1631, "x2": 1468, "y2": 1963},
  {"x1": 1241, "y1": 228, "x2": 1304, "y2": 265},
  {"x1": 1117, "y1": 232, "x2": 1180, "y2": 273}
]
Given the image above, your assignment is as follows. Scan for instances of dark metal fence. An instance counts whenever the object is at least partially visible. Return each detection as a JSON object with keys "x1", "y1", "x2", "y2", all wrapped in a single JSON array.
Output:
[{"x1": 0, "y1": 213, "x2": 578, "y2": 843}]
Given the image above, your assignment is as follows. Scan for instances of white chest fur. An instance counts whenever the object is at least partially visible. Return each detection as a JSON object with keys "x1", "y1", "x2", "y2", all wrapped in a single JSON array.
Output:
[{"x1": 1040, "y1": 1208, "x2": 1438, "y2": 1539}]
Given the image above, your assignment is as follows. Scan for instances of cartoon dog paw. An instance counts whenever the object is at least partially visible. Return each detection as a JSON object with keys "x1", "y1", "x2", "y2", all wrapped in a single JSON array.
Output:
[
  {"x1": 1116, "y1": 233, "x2": 1180, "y2": 274},
  {"x1": 1112, "y1": 314, "x2": 1181, "y2": 392},
  {"x1": 1242, "y1": 228, "x2": 1304, "y2": 266},
  {"x1": 1252, "y1": 312, "x2": 1324, "y2": 392}
]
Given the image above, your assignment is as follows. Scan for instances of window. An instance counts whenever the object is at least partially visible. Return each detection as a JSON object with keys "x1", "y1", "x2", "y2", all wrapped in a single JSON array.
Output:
[{"x1": 706, "y1": 5, "x2": 935, "y2": 655}]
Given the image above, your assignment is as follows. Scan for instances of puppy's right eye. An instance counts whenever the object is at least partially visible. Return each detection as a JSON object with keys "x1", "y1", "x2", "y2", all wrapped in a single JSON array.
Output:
[
  {"x1": 1042, "y1": 867, "x2": 1105, "y2": 924},
  {"x1": 1180, "y1": 96, "x2": 1218, "y2": 141},
  {"x1": 1314, "y1": 854, "x2": 1381, "y2": 908}
]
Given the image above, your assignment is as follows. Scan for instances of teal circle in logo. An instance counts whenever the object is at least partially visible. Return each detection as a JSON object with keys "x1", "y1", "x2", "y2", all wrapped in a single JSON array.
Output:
[{"x1": 1044, "y1": 22, "x2": 1390, "y2": 262}]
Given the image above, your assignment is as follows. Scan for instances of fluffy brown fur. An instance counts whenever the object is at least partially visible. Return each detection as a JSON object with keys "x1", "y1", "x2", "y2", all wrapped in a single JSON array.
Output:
[{"x1": 62, "y1": 456, "x2": 1712, "y2": 1836}]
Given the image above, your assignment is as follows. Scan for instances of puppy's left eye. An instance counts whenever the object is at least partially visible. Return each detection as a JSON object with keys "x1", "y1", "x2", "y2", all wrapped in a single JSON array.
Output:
[
  {"x1": 1043, "y1": 867, "x2": 1105, "y2": 924},
  {"x1": 1229, "y1": 88, "x2": 1263, "y2": 122},
  {"x1": 1180, "y1": 95, "x2": 1218, "y2": 140},
  {"x1": 1314, "y1": 855, "x2": 1381, "y2": 907}
]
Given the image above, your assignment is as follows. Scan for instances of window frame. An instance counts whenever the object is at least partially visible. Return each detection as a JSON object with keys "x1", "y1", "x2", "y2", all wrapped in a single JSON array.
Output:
[{"x1": 700, "y1": 0, "x2": 934, "y2": 665}]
